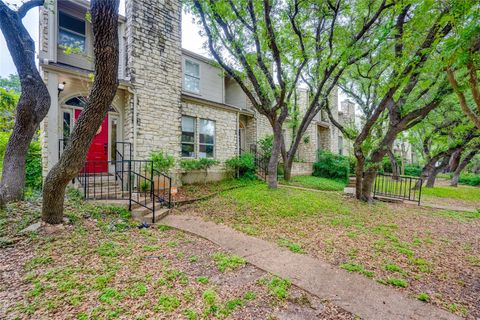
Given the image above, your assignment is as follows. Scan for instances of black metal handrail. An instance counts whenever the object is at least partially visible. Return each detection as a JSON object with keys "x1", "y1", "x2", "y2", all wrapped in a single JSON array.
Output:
[
  {"x1": 152, "y1": 168, "x2": 172, "y2": 210},
  {"x1": 114, "y1": 142, "x2": 132, "y2": 193},
  {"x1": 58, "y1": 139, "x2": 172, "y2": 220},
  {"x1": 250, "y1": 144, "x2": 269, "y2": 181},
  {"x1": 373, "y1": 173, "x2": 422, "y2": 205}
]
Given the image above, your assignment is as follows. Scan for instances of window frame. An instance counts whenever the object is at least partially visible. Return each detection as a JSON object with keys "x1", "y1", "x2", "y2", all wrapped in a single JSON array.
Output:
[
  {"x1": 198, "y1": 118, "x2": 215, "y2": 159},
  {"x1": 181, "y1": 116, "x2": 196, "y2": 158},
  {"x1": 58, "y1": 11, "x2": 86, "y2": 52},
  {"x1": 183, "y1": 59, "x2": 201, "y2": 94}
]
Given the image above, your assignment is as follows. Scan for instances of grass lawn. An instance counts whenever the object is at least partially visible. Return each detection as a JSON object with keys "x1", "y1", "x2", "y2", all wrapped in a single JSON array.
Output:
[
  {"x1": 280, "y1": 175, "x2": 346, "y2": 191},
  {"x1": 0, "y1": 196, "x2": 352, "y2": 319},
  {"x1": 421, "y1": 185, "x2": 480, "y2": 207},
  {"x1": 180, "y1": 183, "x2": 480, "y2": 318}
]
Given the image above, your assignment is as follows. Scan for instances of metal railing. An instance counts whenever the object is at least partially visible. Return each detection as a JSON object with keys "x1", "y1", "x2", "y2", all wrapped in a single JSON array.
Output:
[
  {"x1": 76, "y1": 160, "x2": 130, "y2": 201},
  {"x1": 373, "y1": 173, "x2": 422, "y2": 205},
  {"x1": 59, "y1": 139, "x2": 172, "y2": 221},
  {"x1": 250, "y1": 144, "x2": 269, "y2": 181}
]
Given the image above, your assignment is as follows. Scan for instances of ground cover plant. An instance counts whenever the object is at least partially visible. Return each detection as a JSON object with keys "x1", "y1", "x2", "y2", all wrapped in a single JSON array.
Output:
[
  {"x1": 280, "y1": 175, "x2": 346, "y2": 191},
  {"x1": 0, "y1": 195, "x2": 354, "y2": 319},
  {"x1": 180, "y1": 182, "x2": 480, "y2": 318},
  {"x1": 174, "y1": 178, "x2": 256, "y2": 203}
]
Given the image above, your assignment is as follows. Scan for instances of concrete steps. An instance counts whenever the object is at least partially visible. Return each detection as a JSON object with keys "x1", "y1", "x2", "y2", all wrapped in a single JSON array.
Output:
[
  {"x1": 74, "y1": 174, "x2": 171, "y2": 224},
  {"x1": 347, "y1": 177, "x2": 356, "y2": 188}
]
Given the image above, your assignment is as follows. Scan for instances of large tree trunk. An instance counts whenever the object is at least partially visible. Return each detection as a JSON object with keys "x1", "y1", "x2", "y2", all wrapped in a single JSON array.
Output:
[
  {"x1": 354, "y1": 149, "x2": 365, "y2": 200},
  {"x1": 0, "y1": 1, "x2": 50, "y2": 203},
  {"x1": 267, "y1": 123, "x2": 283, "y2": 188},
  {"x1": 283, "y1": 154, "x2": 294, "y2": 182},
  {"x1": 451, "y1": 149, "x2": 477, "y2": 187},
  {"x1": 361, "y1": 166, "x2": 380, "y2": 203},
  {"x1": 41, "y1": 0, "x2": 119, "y2": 224}
]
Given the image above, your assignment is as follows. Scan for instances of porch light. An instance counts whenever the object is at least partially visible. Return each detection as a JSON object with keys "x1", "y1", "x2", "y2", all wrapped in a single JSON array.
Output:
[{"x1": 58, "y1": 82, "x2": 66, "y2": 96}]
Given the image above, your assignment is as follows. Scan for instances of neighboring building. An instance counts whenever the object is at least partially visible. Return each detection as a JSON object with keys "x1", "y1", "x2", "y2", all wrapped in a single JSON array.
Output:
[{"x1": 38, "y1": 0, "x2": 354, "y2": 184}]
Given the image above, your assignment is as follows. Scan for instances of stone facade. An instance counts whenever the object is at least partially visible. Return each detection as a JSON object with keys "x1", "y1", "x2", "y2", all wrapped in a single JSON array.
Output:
[{"x1": 125, "y1": 0, "x2": 183, "y2": 160}]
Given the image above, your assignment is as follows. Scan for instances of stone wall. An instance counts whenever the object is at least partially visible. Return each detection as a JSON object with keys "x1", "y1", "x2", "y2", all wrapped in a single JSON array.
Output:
[{"x1": 125, "y1": 0, "x2": 183, "y2": 160}]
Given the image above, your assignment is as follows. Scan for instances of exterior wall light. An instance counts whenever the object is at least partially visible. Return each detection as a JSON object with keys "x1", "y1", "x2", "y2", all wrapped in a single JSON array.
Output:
[{"x1": 58, "y1": 81, "x2": 66, "y2": 96}]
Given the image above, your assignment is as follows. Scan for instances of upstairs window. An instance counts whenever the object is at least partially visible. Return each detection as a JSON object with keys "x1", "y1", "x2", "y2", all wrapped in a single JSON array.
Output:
[
  {"x1": 199, "y1": 119, "x2": 215, "y2": 158},
  {"x1": 184, "y1": 60, "x2": 200, "y2": 94},
  {"x1": 58, "y1": 12, "x2": 86, "y2": 52}
]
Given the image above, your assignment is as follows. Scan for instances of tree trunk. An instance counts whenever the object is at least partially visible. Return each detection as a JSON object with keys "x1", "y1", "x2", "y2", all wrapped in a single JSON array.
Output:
[
  {"x1": 426, "y1": 160, "x2": 447, "y2": 188},
  {"x1": 41, "y1": 0, "x2": 119, "y2": 224},
  {"x1": 283, "y1": 155, "x2": 294, "y2": 182},
  {"x1": 267, "y1": 123, "x2": 283, "y2": 188},
  {"x1": 361, "y1": 167, "x2": 377, "y2": 203},
  {"x1": 0, "y1": 1, "x2": 50, "y2": 203},
  {"x1": 450, "y1": 172, "x2": 460, "y2": 187},
  {"x1": 448, "y1": 150, "x2": 461, "y2": 173},
  {"x1": 451, "y1": 149, "x2": 477, "y2": 187},
  {"x1": 354, "y1": 147, "x2": 365, "y2": 200},
  {"x1": 387, "y1": 147, "x2": 400, "y2": 180}
]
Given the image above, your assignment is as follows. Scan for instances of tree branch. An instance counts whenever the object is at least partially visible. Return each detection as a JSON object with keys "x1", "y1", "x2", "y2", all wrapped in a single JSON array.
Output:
[
  {"x1": 17, "y1": 0, "x2": 44, "y2": 18},
  {"x1": 447, "y1": 66, "x2": 480, "y2": 129}
]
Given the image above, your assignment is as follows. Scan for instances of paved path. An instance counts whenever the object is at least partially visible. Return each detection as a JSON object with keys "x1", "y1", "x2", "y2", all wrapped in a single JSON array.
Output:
[
  {"x1": 421, "y1": 202, "x2": 477, "y2": 213},
  {"x1": 160, "y1": 214, "x2": 459, "y2": 320}
]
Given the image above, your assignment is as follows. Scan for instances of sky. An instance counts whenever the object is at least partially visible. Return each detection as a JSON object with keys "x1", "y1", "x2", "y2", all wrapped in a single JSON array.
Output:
[{"x1": 0, "y1": 1, "x2": 207, "y2": 77}]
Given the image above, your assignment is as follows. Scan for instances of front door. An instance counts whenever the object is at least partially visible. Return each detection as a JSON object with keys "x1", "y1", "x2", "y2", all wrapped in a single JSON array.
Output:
[{"x1": 75, "y1": 109, "x2": 109, "y2": 173}]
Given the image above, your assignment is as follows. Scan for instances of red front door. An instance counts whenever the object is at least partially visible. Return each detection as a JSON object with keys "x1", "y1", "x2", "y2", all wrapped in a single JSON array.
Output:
[{"x1": 75, "y1": 109, "x2": 109, "y2": 173}]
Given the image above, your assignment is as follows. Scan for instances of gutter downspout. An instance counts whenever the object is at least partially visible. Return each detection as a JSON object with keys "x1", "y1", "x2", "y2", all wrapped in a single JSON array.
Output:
[{"x1": 127, "y1": 86, "x2": 137, "y2": 160}]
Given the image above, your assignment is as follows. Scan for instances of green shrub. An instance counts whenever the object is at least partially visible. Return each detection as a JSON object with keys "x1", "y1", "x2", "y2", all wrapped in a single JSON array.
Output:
[
  {"x1": 313, "y1": 150, "x2": 349, "y2": 182},
  {"x1": 225, "y1": 152, "x2": 256, "y2": 179},
  {"x1": 180, "y1": 158, "x2": 219, "y2": 171},
  {"x1": 458, "y1": 173, "x2": 480, "y2": 186},
  {"x1": 0, "y1": 132, "x2": 42, "y2": 191},
  {"x1": 149, "y1": 150, "x2": 175, "y2": 173},
  {"x1": 26, "y1": 140, "x2": 42, "y2": 190},
  {"x1": 403, "y1": 164, "x2": 422, "y2": 177},
  {"x1": 348, "y1": 156, "x2": 356, "y2": 175},
  {"x1": 258, "y1": 135, "x2": 273, "y2": 157},
  {"x1": 180, "y1": 158, "x2": 220, "y2": 184}
]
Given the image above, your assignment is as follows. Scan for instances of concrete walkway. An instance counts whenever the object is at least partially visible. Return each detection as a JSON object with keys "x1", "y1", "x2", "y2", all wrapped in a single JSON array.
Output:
[
  {"x1": 421, "y1": 202, "x2": 477, "y2": 213},
  {"x1": 160, "y1": 215, "x2": 459, "y2": 320}
]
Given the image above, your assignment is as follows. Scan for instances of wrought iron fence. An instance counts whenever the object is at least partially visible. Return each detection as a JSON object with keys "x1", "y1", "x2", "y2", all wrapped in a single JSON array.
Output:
[{"x1": 373, "y1": 173, "x2": 423, "y2": 205}]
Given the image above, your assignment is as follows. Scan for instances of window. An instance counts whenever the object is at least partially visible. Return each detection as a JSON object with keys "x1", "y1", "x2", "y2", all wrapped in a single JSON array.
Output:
[
  {"x1": 181, "y1": 116, "x2": 216, "y2": 158},
  {"x1": 181, "y1": 116, "x2": 196, "y2": 158},
  {"x1": 63, "y1": 111, "x2": 71, "y2": 140},
  {"x1": 199, "y1": 119, "x2": 215, "y2": 158},
  {"x1": 338, "y1": 136, "x2": 343, "y2": 156},
  {"x1": 184, "y1": 60, "x2": 200, "y2": 94},
  {"x1": 58, "y1": 11, "x2": 86, "y2": 52}
]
